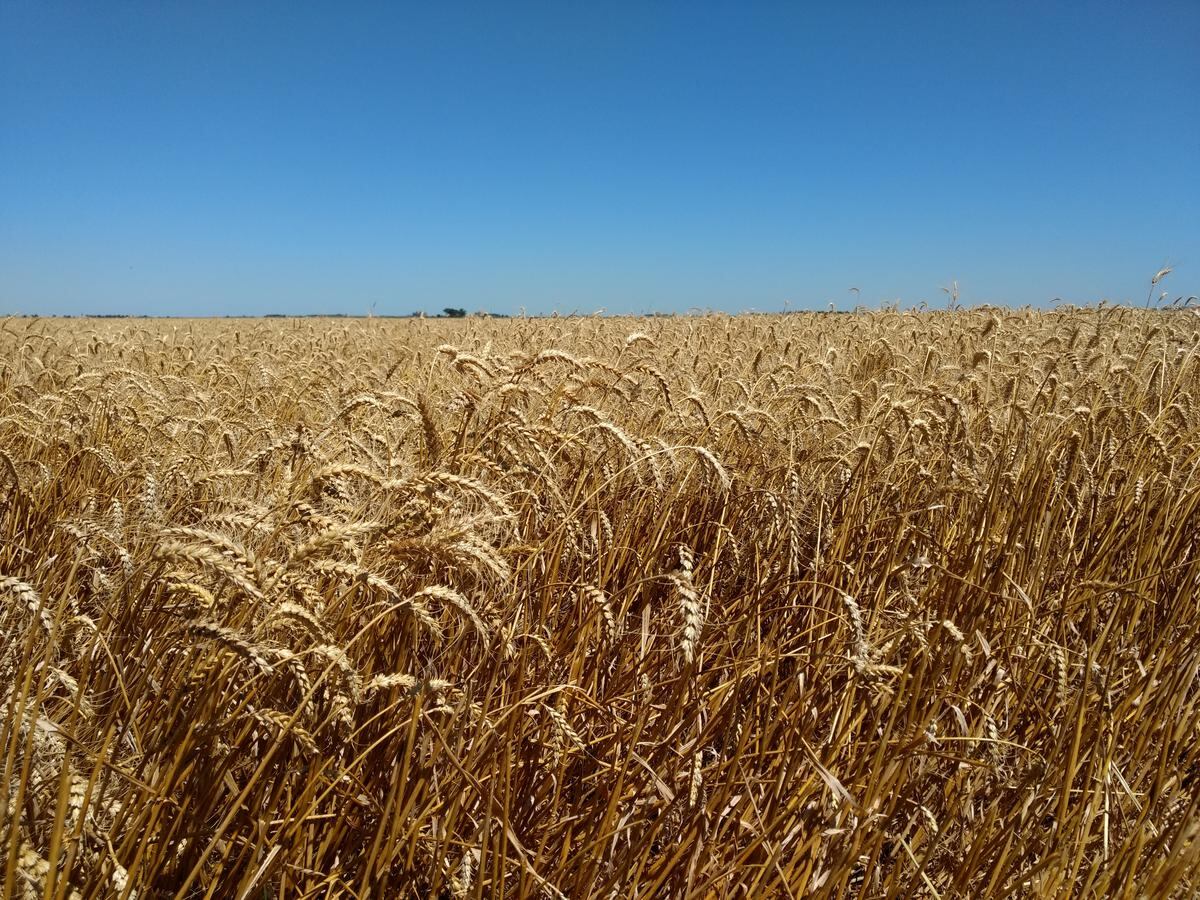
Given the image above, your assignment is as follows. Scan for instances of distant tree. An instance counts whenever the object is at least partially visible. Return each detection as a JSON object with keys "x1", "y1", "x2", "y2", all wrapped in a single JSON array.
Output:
[{"x1": 443, "y1": 307, "x2": 467, "y2": 318}]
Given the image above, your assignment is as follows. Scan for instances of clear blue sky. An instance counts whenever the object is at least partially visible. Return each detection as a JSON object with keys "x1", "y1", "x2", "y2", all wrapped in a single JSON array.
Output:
[{"x1": 2, "y1": 1, "x2": 1197, "y2": 316}]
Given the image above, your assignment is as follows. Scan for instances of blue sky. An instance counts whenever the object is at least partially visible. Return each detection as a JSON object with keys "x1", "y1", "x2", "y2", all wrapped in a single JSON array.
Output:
[{"x1": 2, "y1": 1, "x2": 1197, "y2": 316}]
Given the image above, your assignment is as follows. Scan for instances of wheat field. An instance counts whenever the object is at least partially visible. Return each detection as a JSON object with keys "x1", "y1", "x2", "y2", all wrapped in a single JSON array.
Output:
[{"x1": 1, "y1": 308, "x2": 1198, "y2": 898}]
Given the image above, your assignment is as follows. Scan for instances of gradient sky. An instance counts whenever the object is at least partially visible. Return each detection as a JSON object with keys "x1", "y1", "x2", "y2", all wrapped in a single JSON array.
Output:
[{"x1": 2, "y1": 1, "x2": 1198, "y2": 316}]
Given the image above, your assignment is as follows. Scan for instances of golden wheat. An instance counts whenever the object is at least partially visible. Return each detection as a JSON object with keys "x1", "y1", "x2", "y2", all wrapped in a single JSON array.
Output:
[{"x1": 2, "y1": 308, "x2": 1199, "y2": 897}]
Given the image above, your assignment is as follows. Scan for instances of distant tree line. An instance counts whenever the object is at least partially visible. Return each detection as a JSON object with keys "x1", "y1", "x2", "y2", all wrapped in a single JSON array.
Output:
[{"x1": 404, "y1": 308, "x2": 509, "y2": 319}]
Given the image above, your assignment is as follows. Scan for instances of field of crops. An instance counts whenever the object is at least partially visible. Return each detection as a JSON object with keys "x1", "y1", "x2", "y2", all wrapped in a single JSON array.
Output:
[{"x1": 2, "y1": 309, "x2": 1198, "y2": 898}]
